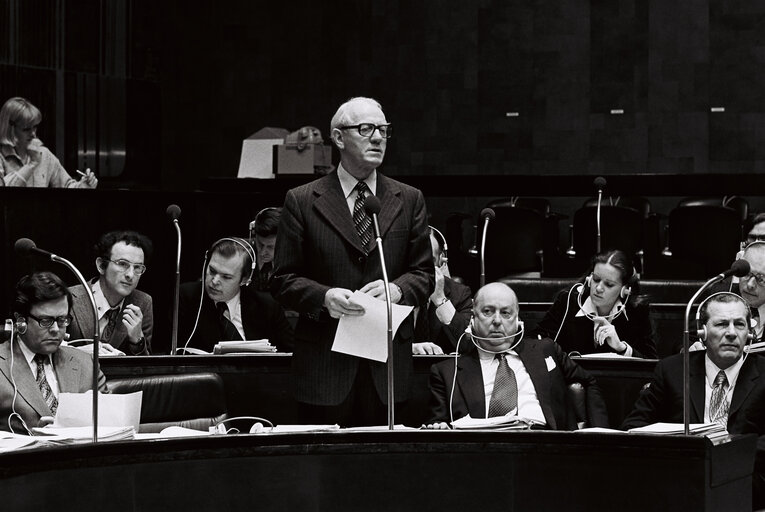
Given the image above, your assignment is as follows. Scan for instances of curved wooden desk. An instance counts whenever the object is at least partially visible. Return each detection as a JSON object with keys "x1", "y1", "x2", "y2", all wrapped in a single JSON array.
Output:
[{"x1": 0, "y1": 431, "x2": 753, "y2": 511}]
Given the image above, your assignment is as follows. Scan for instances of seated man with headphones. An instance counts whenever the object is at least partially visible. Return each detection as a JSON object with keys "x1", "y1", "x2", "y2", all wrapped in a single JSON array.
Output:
[
  {"x1": 534, "y1": 249, "x2": 656, "y2": 359},
  {"x1": 621, "y1": 292, "x2": 765, "y2": 508},
  {"x1": 0, "y1": 272, "x2": 108, "y2": 434},
  {"x1": 426, "y1": 282, "x2": 609, "y2": 430},
  {"x1": 178, "y1": 237, "x2": 293, "y2": 353}
]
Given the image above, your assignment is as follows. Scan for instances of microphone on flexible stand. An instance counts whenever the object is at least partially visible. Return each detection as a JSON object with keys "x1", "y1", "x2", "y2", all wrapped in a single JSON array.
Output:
[
  {"x1": 681, "y1": 259, "x2": 750, "y2": 435},
  {"x1": 594, "y1": 177, "x2": 607, "y2": 253},
  {"x1": 14, "y1": 238, "x2": 101, "y2": 443},
  {"x1": 364, "y1": 197, "x2": 395, "y2": 430},
  {"x1": 166, "y1": 205, "x2": 182, "y2": 355},
  {"x1": 479, "y1": 208, "x2": 495, "y2": 288}
]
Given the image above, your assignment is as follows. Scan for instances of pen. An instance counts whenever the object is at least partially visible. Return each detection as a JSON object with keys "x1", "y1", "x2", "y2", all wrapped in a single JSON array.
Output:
[{"x1": 76, "y1": 170, "x2": 87, "y2": 177}]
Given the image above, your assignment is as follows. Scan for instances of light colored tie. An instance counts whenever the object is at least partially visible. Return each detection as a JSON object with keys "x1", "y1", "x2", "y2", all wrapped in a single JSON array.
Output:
[
  {"x1": 488, "y1": 354, "x2": 518, "y2": 417},
  {"x1": 34, "y1": 354, "x2": 58, "y2": 415},
  {"x1": 709, "y1": 370, "x2": 729, "y2": 426}
]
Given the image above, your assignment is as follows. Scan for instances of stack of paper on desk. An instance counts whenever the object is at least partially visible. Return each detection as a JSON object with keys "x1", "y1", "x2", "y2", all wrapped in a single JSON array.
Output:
[
  {"x1": 627, "y1": 422, "x2": 727, "y2": 438},
  {"x1": 213, "y1": 339, "x2": 276, "y2": 354},
  {"x1": 0, "y1": 431, "x2": 39, "y2": 452},
  {"x1": 31, "y1": 426, "x2": 135, "y2": 444},
  {"x1": 451, "y1": 415, "x2": 545, "y2": 430}
]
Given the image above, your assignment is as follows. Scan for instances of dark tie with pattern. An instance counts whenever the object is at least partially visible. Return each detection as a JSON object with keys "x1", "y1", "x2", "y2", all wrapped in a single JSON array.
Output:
[
  {"x1": 101, "y1": 306, "x2": 120, "y2": 341},
  {"x1": 709, "y1": 370, "x2": 729, "y2": 426},
  {"x1": 257, "y1": 262, "x2": 273, "y2": 291},
  {"x1": 34, "y1": 354, "x2": 58, "y2": 415},
  {"x1": 353, "y1": 181, "x2": 373, "y2": 251},
  {"x1": 217, "y1": 302, "x2": 243, "y2": 341},
  {"x1": 488, "y1": 354, "x2": 518, "y2": 417}
]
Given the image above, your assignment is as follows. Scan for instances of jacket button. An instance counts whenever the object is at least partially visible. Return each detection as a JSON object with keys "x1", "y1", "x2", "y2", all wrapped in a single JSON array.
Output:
[{"x1": 358, "y1": 256, "x2": 365, "y2": 264}]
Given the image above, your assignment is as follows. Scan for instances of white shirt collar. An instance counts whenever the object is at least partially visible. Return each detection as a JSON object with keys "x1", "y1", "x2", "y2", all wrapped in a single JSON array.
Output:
[
  {"x1": 575, "y1": 296, "x2": 628, "y2": 320},
  {"x1": 17, "y1": 337, "x2": 50, "y2": 367},
  {"x1": 337, "y1": 163, "x2": 377, "y2": 199},
  {"x1": 91, "y1": 280, "x2": 123, "y2": 321},
  {"x1": 223, "y1": 291, "x2": 241, "y2": 314},
  {"x1": 704, "y1": 353, "x2": 745, "y2": 389}
]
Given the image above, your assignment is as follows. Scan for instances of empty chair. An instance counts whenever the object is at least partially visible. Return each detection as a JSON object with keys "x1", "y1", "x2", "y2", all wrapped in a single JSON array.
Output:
[
  {"x1": 583, "y1": 196, "x2": 652, "y2": 219},
  {"x1": 481, "y1": 205, "x2": 547, "y2": 279},
  {"x1": 486, "y1": 197, "x2": 552, "y2": 216},
  {"x1": 678, "y1": 196, "x2": 748, "y2": 239},
  {"x1": 571, "y1": 205, "x2": 644, "y2": 264}
]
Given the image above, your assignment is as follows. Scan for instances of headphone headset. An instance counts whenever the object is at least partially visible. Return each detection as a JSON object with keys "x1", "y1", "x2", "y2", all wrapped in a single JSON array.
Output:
[
  {"x1": 205, "y1": 237, "x2": 257, "y2": 287},
  {"x1": 695, "y1": 291, "x2": 756, "y2": 343},
  {"x1": 429, "y1": 225, "x2": 449, "y2": 264},
  {"x1": 582, "y1": 273, "x2": 633, "y2": 301},
  {"x1": 13, "y1": 314, "x2": 27, "y2": 335},
  {"x1": 249, "y1": 207, "x2": 280, "y2": 239}
]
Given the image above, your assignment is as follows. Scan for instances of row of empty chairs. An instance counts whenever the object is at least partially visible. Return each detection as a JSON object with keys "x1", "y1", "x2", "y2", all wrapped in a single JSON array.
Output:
[{"x1": 446, "y1": 196, "x2": 750, "y2": 285}]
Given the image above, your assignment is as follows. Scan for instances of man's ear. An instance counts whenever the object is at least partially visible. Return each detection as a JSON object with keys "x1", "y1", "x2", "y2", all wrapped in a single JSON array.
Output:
[
  {"x1": 95, "y1": 257, "x2": 107, "y2": 276},
  {"x1": 331, "y1": 128, "x2": 344, "y2": 150}
]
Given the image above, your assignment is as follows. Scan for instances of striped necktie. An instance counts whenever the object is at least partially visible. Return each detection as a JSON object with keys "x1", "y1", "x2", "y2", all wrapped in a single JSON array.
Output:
[
  {"x1": 33, "y1": 354, "x2": 58, "y2": 415},
  {"x1": 352, "y1": 181, "x2": 373, "y2": 251},
  {"x1": 709, "y1": 370, "x2": 729, "y2": 426}
]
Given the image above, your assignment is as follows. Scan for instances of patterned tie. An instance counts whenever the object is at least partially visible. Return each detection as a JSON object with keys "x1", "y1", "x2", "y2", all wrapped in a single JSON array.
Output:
[
  {"x1": 257, "y1": 262, "x2": 273, "y2": 291},
  {"x1": 217, "y1": 302, "x2": 243, "y2": 341},
  {"x1": 352, "y1": 181, "x2": 373, "y2": 251},
  {"x1": 488, "y1": 354, "x2": 518, "y2": 417},
  {"x1": 709, "y1": 370, "x2": 729, "y2": 426},
  {"x1": 34, "y1": 354, "x2": 58, "y2": 415},
  {"x1": 101, "y1": 306, "x2": 120, "y2": 341}
]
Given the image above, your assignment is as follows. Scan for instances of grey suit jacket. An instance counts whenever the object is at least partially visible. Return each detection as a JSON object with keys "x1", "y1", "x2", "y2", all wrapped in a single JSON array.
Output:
[
  {"x1": 272, "y1": 170, "x2": 434, "y2": 405},
  {"x1": 0, "y1": 340, "x2": 108, "y2": 433},
  {"x1": 68, "y1": 282, "x2": 153, "y2": 355}
]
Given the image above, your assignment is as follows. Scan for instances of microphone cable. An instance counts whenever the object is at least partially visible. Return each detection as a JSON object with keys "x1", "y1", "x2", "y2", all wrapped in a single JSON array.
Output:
[
  {"x1": 180, "y1": 258, "x2": 208, "y2": 354},
  {"x1": 7, "y1": 325, "x2": 33, "y2": 436}
]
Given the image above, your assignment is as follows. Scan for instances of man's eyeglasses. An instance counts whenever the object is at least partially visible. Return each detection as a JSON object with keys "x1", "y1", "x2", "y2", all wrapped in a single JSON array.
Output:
[
  {"x1": 107, "y1": 259, "x2": 147, "y2": 275},
  {"x1": 338, "y1": 123, "x2": 392, "y2": 139},
  {"x1": 747, "y1": 235, "x2": 765, "y2": 245},
  {"x1": 26, "y1": 313, "x2": 72, "y2": 329},
  {"x1": 743, "y1": 272, "x2": 765, "y2": 287}
]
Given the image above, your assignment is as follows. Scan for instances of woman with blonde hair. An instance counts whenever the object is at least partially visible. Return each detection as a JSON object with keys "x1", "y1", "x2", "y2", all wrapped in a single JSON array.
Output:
[{"x1": 0, "y1": 97, "x2": 97, "y2": 188}]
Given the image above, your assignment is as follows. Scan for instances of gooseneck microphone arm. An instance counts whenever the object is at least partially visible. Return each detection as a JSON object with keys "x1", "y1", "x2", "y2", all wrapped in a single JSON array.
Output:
[
  {"x1": 364, "y1": 197, "x2": 394, "y2": 430},
  {"x1": 682, "y1": 259, "x2": 750, "y2": 435},
  {"x1": 479, "y1": 208, "x2": 495, "y2": 288},
  {"x1": 594, "y1": 177, "x2": 606, "y2": 253},
  {"x1": 14, "y1": 238, "x2": 101, "y2": 443},
  {"x1": 167, "y1": 205, "x2": 182, "y2": 355}
]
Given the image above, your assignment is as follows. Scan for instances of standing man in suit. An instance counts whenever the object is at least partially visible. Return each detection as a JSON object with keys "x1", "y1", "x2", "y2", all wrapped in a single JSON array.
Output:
[
  {"x1": 412, "y1": 227, "x2": 472, "y2": 355},
  {"x1": 426, "y1": 282, "x2": 608, "y2": 429},
  {"x1": 68, "y1": 230, "x2": 153, "y2": 355},
  {"x1": 179, "y1": 238, "x2": 293, "y2": 353},
  {"x1": 272, "y1": 97, "x2": 433, "y2": 426},
  {"x1": 0, "y1": 272, "x2": 108, "y2": 434},
  {"x1": 622, "y1": 292, "x2": 765, "y2": 507}
]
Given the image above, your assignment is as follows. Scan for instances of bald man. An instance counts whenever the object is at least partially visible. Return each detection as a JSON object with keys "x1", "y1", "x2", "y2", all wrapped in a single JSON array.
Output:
[{"x1": 426, "y1": 282, "x2": 608, "y2": 429}]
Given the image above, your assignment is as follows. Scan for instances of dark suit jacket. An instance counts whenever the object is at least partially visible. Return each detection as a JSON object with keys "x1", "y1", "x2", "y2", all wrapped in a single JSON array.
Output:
[
  {"x1": 0, "y1": 340, "x2": 108, "y2": 433},
  {"x1": 178, "y1": 282, "x2": 294, "y2": 353},
  {"x1": 68, "y1": 282, "x2": 153, "y2": 355},
  {"x1": 414, "y1": 277, "x2": 472, "y2": 353},
  {"x1": 534, "y1": 290, "x2": 657, "y2": 359},
  {"x1": 428, "y1": 337, "x2": 609, "y2": 429},
  {"x1": 621, "y1": 352, "x2": 765, "y2": 432},
  {"x1": 271, "y1": 171, "x2": 433, "y2": 405}
]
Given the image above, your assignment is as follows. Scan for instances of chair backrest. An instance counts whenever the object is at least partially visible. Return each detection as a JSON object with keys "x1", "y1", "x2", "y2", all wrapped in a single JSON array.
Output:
[
  {"x1": 572, "y1": 205, "x2": 644, "y2": 259},
  {"x1": 668, "y1": 204, "x2": 741, "y2": 278},
  {"x1": 109, "y1": 372, "x2": 228, "y2": 433},
  {"x1": 583, "y1": 196, "x2": 651, "y2": 219},
  {"x1": 486, "y1": 197, "x2": 551, "y2": 216},
  {"x1": 481, "y1": 205, "x2": 545, "y2": 278},
  {"x1": 678, "y1": 196, "x2": 748, "y2": 225}
]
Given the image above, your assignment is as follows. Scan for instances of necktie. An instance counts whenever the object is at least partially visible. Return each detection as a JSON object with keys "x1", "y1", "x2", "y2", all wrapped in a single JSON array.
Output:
[
  {"x1": 217, "y1": 302, "x2": 243, "y2": 341},
  {"x1": 101, "y1": 306, "x2": 120, "y2": 341},
  {"x1": 352, "y1": 181, "x2": 373, "y2": 251},
  {"x1": 257, "y1": 262, "x2": 273, "y2": 291},
  {"x1": 34, "y1": 354, "x2": 58, "y2": 415},
  {"x1": 488, "y1": 354, "x2": 518, "y2": 417},
  {"x1": 709, "y1": 370, "x2": 729, "y2": 426}
]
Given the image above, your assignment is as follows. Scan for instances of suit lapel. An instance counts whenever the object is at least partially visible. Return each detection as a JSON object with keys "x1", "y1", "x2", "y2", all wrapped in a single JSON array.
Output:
[
  {"x1": 457, "y1": 353, "x2": 486, "y2": 418},
  {"x1": 690, "y1": 354, "x2": 705, "y2": 422},
  {"x1": 517, "y1": 339, "x2": 557, "y2": 429},
  {"x1": 729, "y1": 357, "x2": 759, "y2": 418},
  {"x1": 71, "y1": 285, "x2": 94, "y2": 341},
  {"x1": 53, "y1": 348, "x2": 80, "y2": 392},
  {"x1": 375, "y1": 175, "x2": 403, "y2": 239},
  {"x1": 313, "y1": 173, "x2": 367, "y2": 254},
  {"x1": 0, "y1": 340, "x2": 52, "y2": 416}
]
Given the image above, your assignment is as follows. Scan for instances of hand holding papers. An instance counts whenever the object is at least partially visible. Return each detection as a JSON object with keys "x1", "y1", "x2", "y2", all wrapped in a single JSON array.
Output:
[{"x1": 331, "y1": 290, "x2": 413, "y2": 362}]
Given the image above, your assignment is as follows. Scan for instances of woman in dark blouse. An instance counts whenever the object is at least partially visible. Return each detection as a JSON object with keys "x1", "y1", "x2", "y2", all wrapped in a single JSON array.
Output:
[{"x1": 534, "y1": 249, "x2": 657, "y2": 359}]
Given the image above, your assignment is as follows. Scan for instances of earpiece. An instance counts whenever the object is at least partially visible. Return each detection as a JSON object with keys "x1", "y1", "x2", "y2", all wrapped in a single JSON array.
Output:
[
  {"x1": 620, "y1": 285, "x2": 632, "y2": 300},
  {"x1": 206, "y1": 237, "x2": 257, "y2": 286},
  {"x1": 695, "y1": 291, "x2": 754, "y2": 342},
  {"x1": 14, "y1": 316, "x2": 26, "y2": 335}
]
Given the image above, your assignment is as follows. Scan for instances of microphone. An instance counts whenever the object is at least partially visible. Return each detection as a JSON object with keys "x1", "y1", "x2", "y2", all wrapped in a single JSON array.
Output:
[
  {"x1": 681, "y1": 259, "x2": 752, "y2": 435},
  {"x1": 14, "y1": 238, "x2": 56, "y2": 260},
  {"x1": 363, "y1": 196, "x2": 394, "y2": 430},
  {"x1": 166, "y1": 204, "x2": 181, "y2": 221},
  {"x1": 479, "y1": 208, "x2": 495, "y2": 287},
  {"x1": 593, "y1": 177, "x2": 606, "y2": 253},
  {"x1": 168, "y1": 205, "x2": 183, "y2": 355}
]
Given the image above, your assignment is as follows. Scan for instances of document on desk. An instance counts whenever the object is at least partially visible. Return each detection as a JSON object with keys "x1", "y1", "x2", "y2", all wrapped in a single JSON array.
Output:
[
  {"x1": 331, "y1": 290, "x2": 414, "y2": 362},
  {"x1": 53, "y1": 390, "x2": 142, "y2": 430}
]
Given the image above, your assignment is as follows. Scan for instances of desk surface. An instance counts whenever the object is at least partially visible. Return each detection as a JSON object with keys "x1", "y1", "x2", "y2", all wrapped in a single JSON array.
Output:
[{"x1": 0, "y1": 431, "x2": 754, "y2": 511}]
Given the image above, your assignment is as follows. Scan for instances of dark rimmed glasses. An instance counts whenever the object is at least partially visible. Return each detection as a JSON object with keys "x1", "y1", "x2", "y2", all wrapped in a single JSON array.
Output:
[{"x1": 338, "y1": 123, "x2": 392, "y2": 139}]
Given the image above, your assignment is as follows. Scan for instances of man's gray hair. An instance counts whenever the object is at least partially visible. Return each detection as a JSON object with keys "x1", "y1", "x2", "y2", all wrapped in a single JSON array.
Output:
[{"x1": 330, "y1": 97, "x2": 383, "y2": 133}]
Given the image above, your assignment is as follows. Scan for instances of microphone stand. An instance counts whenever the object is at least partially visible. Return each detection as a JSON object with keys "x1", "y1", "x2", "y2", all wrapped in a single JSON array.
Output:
[
  {"x1": 52, "y1": 255, "x2": 100, "y2": 443},
  {"x1": 171, "y1": 218, "x2": 181, "y2": 355},
  {"x1": 596, "y1": 187, "x2": 603, "y2": 253},
  {"x1": 479, "y1": 215, "x2": 491, "y2": 288},
  {"x1": 370, "y1": 213, "x2": 394, "y2": 430}
]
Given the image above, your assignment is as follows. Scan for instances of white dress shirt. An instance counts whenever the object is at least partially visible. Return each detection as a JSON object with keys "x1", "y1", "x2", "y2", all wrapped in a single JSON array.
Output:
[
  {"x1": 221, "y1": 292, "x2": 246, "y2": 341},
  {"x1": 337, "y1": 164, "x2": 377, "y2": 215},
  {"x1": 18, "y1": 339, "x2": 60, "y2": 398},
  {"x1": 476, "y1": 347, "x2": 546, "y2": 424},
  {"x1": 575, "y1": 296, "x2": 633, "y2": 356},
  {"x1": 703, "y1": 354, "x2": 744, "y2": 423}
]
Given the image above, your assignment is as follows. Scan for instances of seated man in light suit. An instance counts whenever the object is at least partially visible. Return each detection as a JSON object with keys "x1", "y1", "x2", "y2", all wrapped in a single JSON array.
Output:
[
  {"x1": 412, "y1": 227, "x2": 472, "y2": 355},
  {"x1": 426, "y1": 282, "x2": 609, "y2": 429},
  {"x1": 0, "y1": 272, "x2": 108, "y2": 434},
  {"x1": 68, "y1": 230, "x2": 154, "y2": 355},
  {"x1": 621, "y1": 292, "x2": 765, "y2": 508}
]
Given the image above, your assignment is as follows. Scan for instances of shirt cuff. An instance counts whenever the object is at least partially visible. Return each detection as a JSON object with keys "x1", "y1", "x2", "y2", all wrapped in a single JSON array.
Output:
[
  {"x1": 433, "y1": 299, "x2": 456, "y2": 325},
  {"x1": 620, "y1": 342, "x2": 633, "y2": 357}
]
